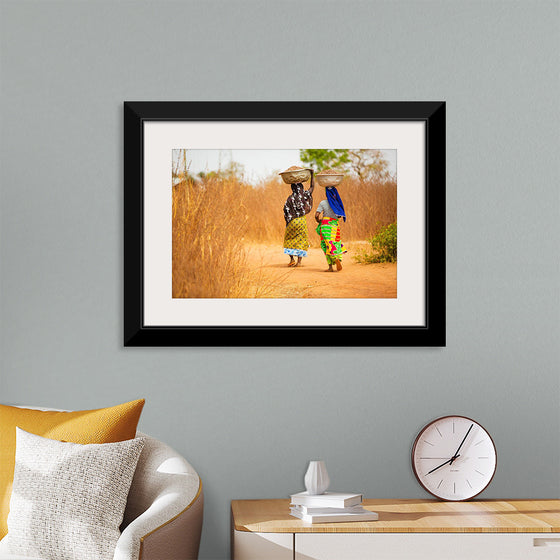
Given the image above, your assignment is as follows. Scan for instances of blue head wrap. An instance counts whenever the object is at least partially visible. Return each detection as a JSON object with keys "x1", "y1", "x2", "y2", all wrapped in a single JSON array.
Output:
[{"x1": 326, "y1": 187, "x2": 346, "y2": 222}]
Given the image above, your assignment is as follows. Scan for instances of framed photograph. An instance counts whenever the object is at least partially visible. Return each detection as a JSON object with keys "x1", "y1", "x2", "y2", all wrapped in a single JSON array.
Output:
[{"x1": 124, "y1": 101, "x2": 445, "y2": 346}]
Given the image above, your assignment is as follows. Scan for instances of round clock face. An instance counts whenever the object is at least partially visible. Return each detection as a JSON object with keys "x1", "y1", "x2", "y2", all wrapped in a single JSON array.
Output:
[{"x1": 412, "y1": 416, "x2": 497, "y2": 501}]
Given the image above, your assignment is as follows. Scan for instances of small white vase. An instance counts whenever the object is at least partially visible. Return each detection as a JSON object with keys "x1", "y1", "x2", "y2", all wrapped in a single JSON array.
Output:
[{"x1": 304, "y1": 460, "x2": 330, "y2": 495}]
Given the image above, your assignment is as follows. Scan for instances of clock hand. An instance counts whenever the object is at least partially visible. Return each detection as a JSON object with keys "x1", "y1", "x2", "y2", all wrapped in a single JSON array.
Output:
[
  {"x1": 449, "y1": 424, "x2": 473, "y2": 464},
  {"x1": 426, "y1": 455, "x2": 461, "y2": 475}
]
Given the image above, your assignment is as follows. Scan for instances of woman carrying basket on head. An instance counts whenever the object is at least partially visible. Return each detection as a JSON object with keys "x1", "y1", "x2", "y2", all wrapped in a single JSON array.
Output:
[
  {"x1": 281, "y1": 167, "x2": 315, "y2": 267},
  {"x1": 315, "y1": 170, "x2": 347, "y2": 272}
]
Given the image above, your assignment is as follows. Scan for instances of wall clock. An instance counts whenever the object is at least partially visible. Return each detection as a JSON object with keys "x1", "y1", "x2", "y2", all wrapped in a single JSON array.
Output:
[{"x1": 411, "y1": 415, "x2": 497, "y2": 501}]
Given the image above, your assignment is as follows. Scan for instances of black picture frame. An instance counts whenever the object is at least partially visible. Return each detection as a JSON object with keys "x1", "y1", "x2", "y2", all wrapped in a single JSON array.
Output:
[{"x1": 124, "y1": 101, "x2": 445, "y2": 347}]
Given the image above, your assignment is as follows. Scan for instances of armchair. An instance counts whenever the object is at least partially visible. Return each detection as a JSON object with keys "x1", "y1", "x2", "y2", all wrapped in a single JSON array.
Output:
[
  {"x1": 117, "y1": 432, "x2": 203, "y2": 560},
  {"x1": 0, "y1": 430, "x2": 203, "y2": 560}
]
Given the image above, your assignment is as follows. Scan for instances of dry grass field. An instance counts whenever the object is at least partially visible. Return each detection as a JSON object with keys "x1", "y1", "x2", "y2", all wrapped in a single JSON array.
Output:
[{"x1": 172, "y1": 174, "x2": 396, "y2": 298}]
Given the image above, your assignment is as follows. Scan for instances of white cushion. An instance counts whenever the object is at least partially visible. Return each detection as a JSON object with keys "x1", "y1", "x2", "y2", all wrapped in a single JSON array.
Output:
[
  {"x1": 0, "y1": 554, "x2": 44, "y2": 559},
  {"x1": 0, "y1": 537, "x2": 45, "y2": 559},
  {"x1": 2, "y1": 428, "x2": 144, "y2": 560}
]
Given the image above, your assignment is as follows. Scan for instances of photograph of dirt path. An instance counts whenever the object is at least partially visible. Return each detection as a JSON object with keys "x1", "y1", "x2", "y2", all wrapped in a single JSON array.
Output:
[{"x1": 172, "y1": 149, "x2": 397, "y2": 299}]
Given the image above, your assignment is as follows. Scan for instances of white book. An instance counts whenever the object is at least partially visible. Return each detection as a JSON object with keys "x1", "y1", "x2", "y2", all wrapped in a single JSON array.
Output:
[
  {"x1": 290, "y1": 491, "x2": 363, "y2": 508},
  {"x1": 290, "y1": 506, "x2": 378, "y2": 524},
  {"x1": 292, "y1": 504, "x2": 365, "y2": 514}
]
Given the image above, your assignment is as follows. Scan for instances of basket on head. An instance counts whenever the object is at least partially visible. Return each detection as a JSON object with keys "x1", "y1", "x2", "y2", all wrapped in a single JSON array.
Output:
[
  {"x1": 316, "y1": 169, "x2": 344, "y2": 187},
  {"x1": 279, "y1": 166, "x2": 312, "y2": 185}
]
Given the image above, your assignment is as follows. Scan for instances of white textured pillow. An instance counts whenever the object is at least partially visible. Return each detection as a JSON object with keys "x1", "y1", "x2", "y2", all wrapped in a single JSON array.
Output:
[{"x1": 3, "y1": 428, "x2": 144, "y2": 560}]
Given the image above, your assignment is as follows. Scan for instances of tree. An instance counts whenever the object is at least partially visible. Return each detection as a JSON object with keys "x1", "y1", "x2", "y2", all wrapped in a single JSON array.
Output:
[
  {"x1": 223, "y1": 160, "x2": 245, "y2": 179},
  {"x1": 197, "y1": 161, "x2": 245, "y2": 181},
  {"x1": 299, "y1": 149, "x2": 350, "y2": 170},
  {"x1": 347, "y1": 149, "x2": 391, "y2": 183},
  {"x1": 300, "y1": 149, "x2": 391, "y2": 183}
]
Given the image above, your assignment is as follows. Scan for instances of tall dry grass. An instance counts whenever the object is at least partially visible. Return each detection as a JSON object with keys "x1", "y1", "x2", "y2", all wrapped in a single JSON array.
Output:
[
  {"x1": 328, "y1": 176, "x2": 397, "y2": 241},
  {"x1": 240, "y1": 175, "x2": 396, "y2": 243},
  {"x1": 172, "y1": 176, "x2": 250, "y2": 298},
  {"x1": 172, "y1": 173, "x2": 396, "y2": 298}
]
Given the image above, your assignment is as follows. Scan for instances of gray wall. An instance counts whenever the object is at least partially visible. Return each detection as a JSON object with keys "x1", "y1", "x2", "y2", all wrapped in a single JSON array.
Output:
[{"x1": 1, "y1": 1, "x2": 558, "y2": 559}]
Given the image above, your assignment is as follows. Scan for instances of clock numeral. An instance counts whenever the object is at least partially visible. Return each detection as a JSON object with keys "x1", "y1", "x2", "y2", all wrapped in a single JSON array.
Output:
[
  {"x1": 475, "y1": 470, "x2": 485, "y2": 476},
  {"x1": 474, "y1": 440, "x2": 485, "y2": 446},
  {"x1": 435, "y1": 427, "x2": 443, "y2": 438},
  {"x1": 466, "y1": 479, "x2": 472, "y2": 489},
  {"x1": 423, "y1": 440, "x2": 435, "y2": 446},
  {"x1": 437, "y1": 479, "x2": 443, "y2": 489}
]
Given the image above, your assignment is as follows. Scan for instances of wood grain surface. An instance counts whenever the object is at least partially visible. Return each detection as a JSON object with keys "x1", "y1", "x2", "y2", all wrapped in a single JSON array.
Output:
[{"x1": 231, "y1": 499, "x2": 560, "y2": 533}]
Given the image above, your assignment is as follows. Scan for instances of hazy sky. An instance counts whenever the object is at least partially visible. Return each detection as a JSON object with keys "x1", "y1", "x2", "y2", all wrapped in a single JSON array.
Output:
[{"x1": 173, "y1": 149, "x2": 397, "y2": 183}]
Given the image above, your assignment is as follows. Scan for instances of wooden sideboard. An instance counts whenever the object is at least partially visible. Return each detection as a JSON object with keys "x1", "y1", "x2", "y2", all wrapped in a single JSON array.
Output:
[{"x1": 231, "y1": 499, "x2": 560, "y2": 559}]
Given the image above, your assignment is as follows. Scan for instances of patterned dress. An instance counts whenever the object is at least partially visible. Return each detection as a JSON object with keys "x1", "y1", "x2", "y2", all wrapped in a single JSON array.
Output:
[
  {"x1": 284, "y1": 216, "x2": 310, "y2": 257},
  {"x1": 283, "y1": 183, "x2": 312, "y2": 258},
  {"x1": 316, "y1": 217, "x2": 347, "y2": 265}
]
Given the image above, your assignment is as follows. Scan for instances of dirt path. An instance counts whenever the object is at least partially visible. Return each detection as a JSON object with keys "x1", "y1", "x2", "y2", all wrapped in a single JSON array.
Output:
[{"x1": 244, "y1": 242, "x2": 396, "y2": 298}]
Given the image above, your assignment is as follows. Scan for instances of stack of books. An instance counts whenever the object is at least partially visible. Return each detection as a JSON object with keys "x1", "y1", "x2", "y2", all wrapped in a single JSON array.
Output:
[{"x1": 289, "y1": 491, "x2": 378, "y2": 524}]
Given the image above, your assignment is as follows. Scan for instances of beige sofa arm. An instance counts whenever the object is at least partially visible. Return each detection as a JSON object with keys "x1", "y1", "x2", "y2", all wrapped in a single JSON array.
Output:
[
  {"x1": 114, "y1": 487, "x2": 203, "y2": 560},
  {"x1": 114, "y1": 433, "x2": 203, "y2": 560}
]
